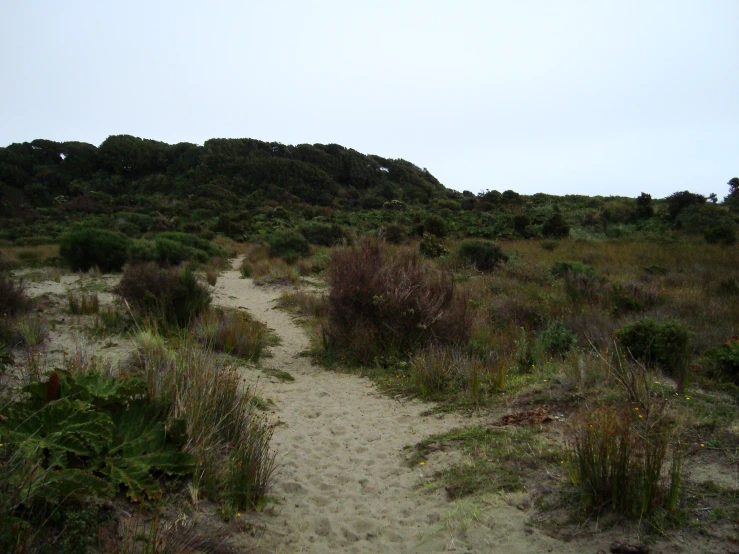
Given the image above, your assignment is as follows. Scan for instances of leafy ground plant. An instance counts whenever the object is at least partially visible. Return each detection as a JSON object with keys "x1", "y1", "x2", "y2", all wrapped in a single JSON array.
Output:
[{"x1": 0, "y1": 369, "x2": 195, "y2": 552}]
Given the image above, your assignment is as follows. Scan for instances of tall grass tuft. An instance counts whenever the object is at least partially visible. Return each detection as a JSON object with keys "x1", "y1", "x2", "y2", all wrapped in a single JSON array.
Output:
[
  {"x1": 324, "y1": 237, "x2": 470, "y2": 364},
  {"x1": 568, "y1": 348, "x2": 681, "y2": 516},
  {"x1": 132, "y1": 333, "x2": 276, "y2": 510},
  {"x1": 568, "y1": 405, "x2": 678, "y2": 516}
]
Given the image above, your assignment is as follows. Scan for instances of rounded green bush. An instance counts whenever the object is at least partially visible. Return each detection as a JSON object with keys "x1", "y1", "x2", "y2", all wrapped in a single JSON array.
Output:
[
  {"x1": 542, "y1": 212, "x2": 570, "y2": 238},
  {"x1": 615, "y1": 317, "x2": 691, "y2": 377},
  {"x1": 300, "y1": 221, "x2": 347, "y2": 246},
  {"x1": 704, "y1": 224, "x2": 736, "y2": 245},
  {"x1": 539, "y1": 322, "x2": 577, "y2": 356},
  {"x1": 423, "y1": 214, "x2": 448, "y2": 238},
  {"x1": 458, "y1": 240, "x2": 508, "y2": 271},
  {"x1": 267, "y1": 230, "x2": 310, "y2": 261},
  {"x1": 59, "y1": 227, "x2": 131, "y2": 272},
  {"x1": 155, "y1": 237, "x2": 209, "y2": 266}
]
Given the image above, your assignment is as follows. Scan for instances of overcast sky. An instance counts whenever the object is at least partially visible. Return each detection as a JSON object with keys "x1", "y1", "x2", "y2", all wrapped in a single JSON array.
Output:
[{"x1": 1, "y1": 1, "x2": 736, "y2": 199}]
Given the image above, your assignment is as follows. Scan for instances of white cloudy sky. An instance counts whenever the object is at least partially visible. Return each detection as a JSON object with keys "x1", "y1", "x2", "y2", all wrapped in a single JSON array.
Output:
[{"x1": 1, "y1": 1, "x2": 736, "y2": 198}]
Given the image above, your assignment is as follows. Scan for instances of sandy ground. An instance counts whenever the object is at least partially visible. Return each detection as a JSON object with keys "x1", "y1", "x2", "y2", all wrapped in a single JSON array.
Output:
[{"x1": 213, "y1": 260, "x2": 569, "y2": 553}]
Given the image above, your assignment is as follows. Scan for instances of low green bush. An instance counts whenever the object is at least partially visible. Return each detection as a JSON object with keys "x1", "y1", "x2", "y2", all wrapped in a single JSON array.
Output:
[
  {"x1": 127, "y1": 238, "x2": 157, "y2": 263},
  {"x1": 711, "y1": 337, "x2": 739, "y2": 384},
  {"x1": 419, "y1": 233, "x2": 448, "y2": 258},
  {"x1": 539, "y1": 322, "x2": 577, "y2": 356},
  {"x1": 458, "y1": 240, "x2": 508, "y2": 271},
  {"x1": 542, "y1": 212, "x2": 570, "y2": 238},
  {"x1": 615, "y1": 317, "x2": 691, "y2": 379},
  {"x1": 300, "y1": 221, "x2": 346, "y2": 246},
  {"x1": 423, "y1": 214, "x2": 448, "y2": 238},
  {"x1": 267, "y1": 230, "x2": 310, "y2": 262},
  {"x1": 59, "y1": 227, "x2": 131, "y2": 272},
  {"x1": 550, "y1": 261, "x2": 598, "y2": 279},
  {"x1": 704, "y1": 223, "x2": 737, "y2": 245},
  {"x1": 380, "y1": 223, "x2": 406, "y2": 244},
  {"x1": 155, "y1": 237, "x2": 209, "y2": 266},
  {"x1": 155, "y1": 232, "x2": 226, "y2": 257}
]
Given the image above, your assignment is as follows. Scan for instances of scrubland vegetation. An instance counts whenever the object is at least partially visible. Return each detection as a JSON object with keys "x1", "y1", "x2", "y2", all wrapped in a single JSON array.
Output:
[{"x1": 0, "y1": 135, "x2": 737, "y2": 549}]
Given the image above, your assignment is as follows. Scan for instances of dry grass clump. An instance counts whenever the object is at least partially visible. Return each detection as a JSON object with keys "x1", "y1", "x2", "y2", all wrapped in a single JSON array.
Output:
[
  {"x1": 67, "y1": 292, "x2": 100, "y2": 315},
  {"x1": 194, "y1": 308, "x2": 268, "y2": 361},
  {"x1": 133, "y1": 332, "x2": 276, "y2": 510},
  {"x1": 410, "y1": 345, "x2": 505, "y2": 401},
  {"x1": 0, "y1": 244, "x2": 59, "y2": 268},
  {"x1": 324, "y1": 237, "x2": 471, "y2": 364},
  {"x1": 277, "y1": 290, "x2": 328, "y2": 319},
  {"x1": 204, "y1": 266, "x2": 219, "y2": 286},
  {"x1": 240, "y1": 257, "x2": 300, "y2": 285}
]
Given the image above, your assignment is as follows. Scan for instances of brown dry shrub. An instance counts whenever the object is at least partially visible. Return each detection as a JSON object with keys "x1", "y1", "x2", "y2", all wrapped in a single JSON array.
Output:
[
  {"x1": 0, "y1": 271, "x2": 32, "y2": 317},
  {"x1": 324, "y1": 237, "x2": 471, "y2": 364}
]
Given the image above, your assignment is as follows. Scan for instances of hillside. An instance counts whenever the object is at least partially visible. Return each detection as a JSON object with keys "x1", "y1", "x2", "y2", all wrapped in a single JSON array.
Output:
[{"x1": 0, "y1": 135, "x2": 737, "y2": 246}]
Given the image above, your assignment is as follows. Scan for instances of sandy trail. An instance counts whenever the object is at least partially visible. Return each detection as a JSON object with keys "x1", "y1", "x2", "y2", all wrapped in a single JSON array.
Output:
[{"x1": 213, "y1": 260, "x2": 563, "y2": 554}]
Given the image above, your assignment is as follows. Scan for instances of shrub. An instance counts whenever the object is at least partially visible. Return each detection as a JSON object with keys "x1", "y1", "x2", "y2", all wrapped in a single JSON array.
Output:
[
  {"x1": 300, "y1": 221, "x2": 346, "y2": 246},
  {"x1": 551, "y1": 261, "x2": 606, "y2": 304},
  {"x1": 0, "y1": 271, "x2": 32, "y2": 317},
  {"x1": 615, "y1": 318, "x2": 691, "y2": 380},
  {"x1": 704, "y1": 223, "x2": 737, "y2": 245},
  {"x1": 542, "y1": 212, "x2": 570, "y2": 238},
  {"x1": 423, "y1": 214, "x2": 448, "y2": 238},
  {"x1": 128, "y1": 238, "x2": 157, "y2": 263},
  {"x1": 115, "y1": 263, "x2": 211, "y2": 328},
  {"x1": 155, "y1": 237, "x2": 209, "y2": 266},
  {"x1": 267, "y1": 230, "x2": 310, "y2": 262},
  {"x1": 379, "y1": 223, "x2": 406, "y2": 244},
  {"x1": 324, "y1": 238, "x2": 470, "y2": 364},
  {"x1": 539, "y1": 322, "x2": 577, "y2": 356},
  {"x1": 155, "y1": 232, "x2": 227, "y2": 258},
  {"x1": 419, "y1": 233, "x2": 448, "y2": 258},
  {"x1": 458, "y1": 240, "x2": 508, "y2": 271},
  {"x1": 711, "y1": 337, "x2": 739, "y2": 384},
  {"x1": 59, "y1": 227, "x2": 131, "y2": 272},
  {"x1": 550, "y1": 261, "x2": 598, "y2": 279}
]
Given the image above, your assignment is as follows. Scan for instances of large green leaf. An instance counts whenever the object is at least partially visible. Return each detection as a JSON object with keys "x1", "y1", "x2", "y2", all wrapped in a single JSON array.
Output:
[
  {"x1": 6, "y1": 398, "x2": 113, "y2": 468},
  {"x1": 3, "y1": 371, "x2": 195, "y2": 505},
  {"x1": 23, "y1": 370, "x2": 146, "y2": 409},
  {"x1": 27, "y1": 468, "x2": 114, "y2": 505},
  {"x1": 104, "y1": 457, "x2": 162, "y2": 501},
  {"x1": 103, "y1": 401, "x2": 195, "y2": 500}
]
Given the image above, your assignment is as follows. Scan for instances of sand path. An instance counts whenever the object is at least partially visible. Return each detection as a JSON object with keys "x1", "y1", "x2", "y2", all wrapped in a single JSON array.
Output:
[{"x1": 212, "y1": 260, "x2": 564, "y2": 554}]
